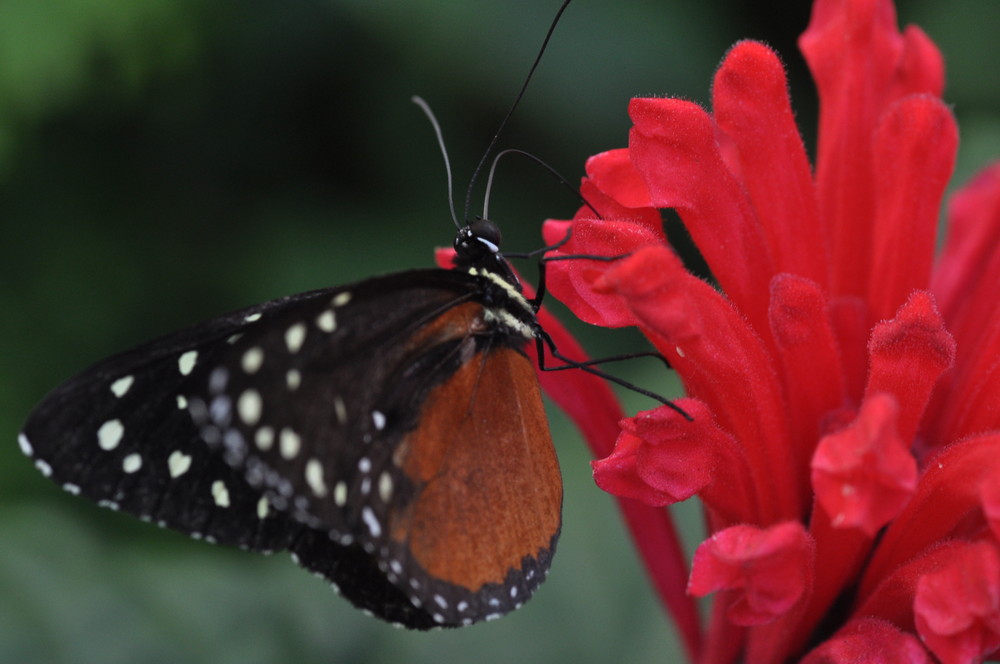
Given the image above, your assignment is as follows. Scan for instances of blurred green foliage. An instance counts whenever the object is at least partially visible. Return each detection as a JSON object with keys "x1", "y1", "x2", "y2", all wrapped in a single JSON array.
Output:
[{"x1": 2, "y1": 1, "x2": 998, "y2": 663}]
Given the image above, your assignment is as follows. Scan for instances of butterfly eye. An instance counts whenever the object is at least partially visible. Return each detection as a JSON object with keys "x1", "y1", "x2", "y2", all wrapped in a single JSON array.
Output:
[{"x1": 469, "y1": 219, "x2": 502, "y2": 254}]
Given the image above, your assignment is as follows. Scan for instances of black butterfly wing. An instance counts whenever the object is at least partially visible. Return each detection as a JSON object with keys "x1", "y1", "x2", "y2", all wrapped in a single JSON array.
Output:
[{"x1": 19, "y1": 289, "x2": 341, "y2": 552}]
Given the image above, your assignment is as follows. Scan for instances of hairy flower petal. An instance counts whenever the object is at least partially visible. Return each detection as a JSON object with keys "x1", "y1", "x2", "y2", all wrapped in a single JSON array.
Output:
[
  {"x1": 688, "y1": 522, "x2": 814, "y2": 626},
  {"x1": 713, "y1": 41, "x2": 828, "y2": 289},
  {"x1": 868, "y1": 95, "x2": 957, "y2": 322},
  {"x1": 800, "y1": 618, "x2": 930, "y2": 664},
  {"x1": 540, "y1": 217, "x2": 664, "y2": 328},
  {"x1": 864, "y1": 291, "x2": 955, "y2": 444},
  {"x1": 811, "y1": 392, "x2": 916, "y2": 536},
  {"x1": 800, "y1": 0, "x2": 944, "y2": 300},
  {"x1": 914, "y1": 541, "x2": 1000, "y2": 664},
  {"x1": 627, "y1": 97, "x2": 775, "y2": 333}
]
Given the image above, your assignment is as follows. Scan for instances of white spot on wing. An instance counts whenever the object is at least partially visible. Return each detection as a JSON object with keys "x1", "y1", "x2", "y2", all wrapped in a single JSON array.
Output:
[
  {"x1": 178, "y1": 350, "x2": 198, "y2": 376},
  {"x1": 35, "y1": 459, "x2": 52, "y2": 477},
  {"x1": 332, "y1": 292, "x2": 352, "y2": 307},
  {"x1": 334, "y1": 396, "x2": 347, "y2": 425},
  {"x1": 176, "y1": 394, "x2": 188, "y2": 409},
  {"x1": 212, "y1": 480, "x2": 230, "y2": 507},
  {"x1": 372, "y1": 410, "x2": 386, "y2": 431},
  {"x1": 255, "y1": 426, "x2": 274, "y2": 451},
  {"x1": 241, "y1": 347, "x2": 264, "y2": 374},
  {"x1": 244, "y1": 312, "x2": 262, "y2": 323},
  {"x1": 279, "y1": 427, "x2": 301, "y2": 459},
  {"x1": 122, "y1": 453, "x2": 142, "y2": 473},
  {"x1": 316, "y1": 309, "x2": 336, "y2": 333},
  {"x1": 63, "y1": 483, "x2": 81, "y2": 495},
  {"x1": 17, "y1": 433, "x2": 32, "y2": 457},
  {"x1": 110, "y1": 375, "x2": 134, "y2": 398},
  {"x1": 361, "y1": 506, "x2": 381, "y2": 537},
  {"x1": 237, "y1": 389, "x2": 263, "y2": 426},
  {"x1": 285, "y1": 323, "x2": 306, "y2": 354},
  {"x1": 168, "y1": 450, "x2": 192, "y2": 478},
  {"x1": 97, "y1": 419, "x2": 124, "y2": 451},
  {"x1": 334, "y1": 481, "x2": 347, "y2": 507},
  {"x1": 286, "y1": 369, "x2": 301, "y2": 390},
  {"x1": 378, "y1": 472, "x2": 393, "y2": 502},
  {"x1": 257, "y1": 497, "x2": 269, "y2": 519},
  {"x1": 305, "y1": 459, "x2": 327, "y2": 497}
]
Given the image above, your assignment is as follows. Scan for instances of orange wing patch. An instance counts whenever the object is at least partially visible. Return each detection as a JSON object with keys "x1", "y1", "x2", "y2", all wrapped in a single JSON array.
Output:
[{"x1": 391, "y1": 343, "x2": 561, "y2": 591}]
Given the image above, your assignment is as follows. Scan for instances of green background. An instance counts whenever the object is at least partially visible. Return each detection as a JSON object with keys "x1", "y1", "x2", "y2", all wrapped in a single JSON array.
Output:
[{"x1": 2, "y1": 1, "x2": 998, "y2": 663}]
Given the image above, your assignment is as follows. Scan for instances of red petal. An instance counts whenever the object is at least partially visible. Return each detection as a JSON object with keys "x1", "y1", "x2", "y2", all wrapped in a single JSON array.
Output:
[
  {"x1": 539, "y1": 216, "x2": 665, "y2": 328},
  {"x1": 713, "y1": 41, "x2": 828, "y2": 289},
  {"x1": 800, "y1": 618, "x2": 930, "y2": 664},
  {"x1": 627, "y1": 97, "x2": 775, "y2": 333},
  {"x1": 864, "y1": 291, "x2": 955, "y2": 444},
  {"x1": 811, "y1": 392, "x2": 917, "y2": 536},
  {"x1": 860, "y1": 434, "x2": 1000, "y2": 601},
  {"x1": 867, "y1": 95, "x2": 957, "y2": 322},
  {"x1": 914, "y1": 541, "x2": 1000, "y2": 664},
  {"x1": 596, "y1": 244, "x2": 800, "y2": 522},
  {"x1": 769, "y1": 274, "x2": 848, "y2": 483},
  {"x1": 584, "y1": 148, "x2": 655, "y2": 209},
  {"x1": 932, "y1": 163, "x2": 1000, "y2": 327},
  {"x1": 800, "y1": 0, "x2": 944, "y2": 301},
  {"x1": 593, "y1": 400, "x2": 757, "y2": 525},
  {"x1": 688, "y1": 522, "x2": 814, "y2": 626}
]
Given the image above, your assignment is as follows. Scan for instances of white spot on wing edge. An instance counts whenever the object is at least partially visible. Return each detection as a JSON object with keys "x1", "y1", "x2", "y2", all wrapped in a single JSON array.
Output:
[
  {"x1": 110, "y1": 375, "x2": 134, "y2": 398},
  {"x1": 35, "y1": 459, "x2": 52, "y2": 477},
  {"x1": 332, "y1": 292, "x2": 352, "y2": 307},
  {"x1": 361, "y1": 506, "x2": 381, "y2": 538},
  {"x1": 178, "y1": 350, "x2": 198, "y2": 376},
  {"x1": 17, "y1": 432, "x2": 32, "y2": 457},
  {"x1": 244, "y1": 312, "x2": 262, "y2": 323},
  {"x1": 255, "y1": 426, "x2": 274, "y2": 451},
  {"x1": 97, "y1": 419, "x2": 124, "y2": 451},
  {"x1": 372, "y1": 410, "x2": 386, "y2": 431},
  {"x1": 212, "y1": 479, "x2": 230, "y2": 507}
]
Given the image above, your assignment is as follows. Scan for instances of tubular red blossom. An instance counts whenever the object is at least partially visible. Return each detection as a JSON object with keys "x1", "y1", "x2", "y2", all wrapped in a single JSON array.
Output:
[
  {"x1": 811, "y1": 392, "x2": 916, "y2": 536},
  {"x1": 868, "y1": 96, "x2": 957, "y2": 322},
  {"x1": 713, "y1": 41, "x2": 828, "y2": 290},
  {"x1": 768, "y1": 274, "x2": 848, "y2": 483},
  {"x1": 914, "y1": 541, "x2": 1000, "y2": 664},
  {"x1": 799, "y1": 0, "x2": 943, "y2": 301},
  {"x1": 800, "y1": 618, "x2": 931, "y2": 664},
  {"x1": 864, "y1": 291, "x2": 955, "y2": 444},
  {"x1": 592, "y1": 400, "x2": 757, "y2": 525},
  {"x1": 627, "y1": 98, "x2": 776, "y2": 335},
  {"x1": 688, "y1": 522, "x2": 814, "y2": 626}
]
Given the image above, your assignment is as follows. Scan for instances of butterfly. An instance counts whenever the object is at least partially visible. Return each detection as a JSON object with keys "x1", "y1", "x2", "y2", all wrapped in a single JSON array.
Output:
[{"x1": 19, "y1": 215, "x2": 562, "y2": 629}]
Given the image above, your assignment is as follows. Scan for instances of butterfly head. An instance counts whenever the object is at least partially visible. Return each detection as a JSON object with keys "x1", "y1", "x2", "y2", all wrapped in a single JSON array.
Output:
[{"x1": 452, "y1": 218, "x2": 515, "y2": 280}]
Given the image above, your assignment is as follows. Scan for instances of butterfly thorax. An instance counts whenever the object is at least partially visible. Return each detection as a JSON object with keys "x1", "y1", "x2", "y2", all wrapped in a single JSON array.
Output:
[{"x1": 451, "y1": 220, "x2": 537, "y2": 343}]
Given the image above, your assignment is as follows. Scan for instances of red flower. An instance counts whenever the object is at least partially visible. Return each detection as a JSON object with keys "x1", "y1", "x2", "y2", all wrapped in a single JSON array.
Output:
[{"x1": 539, "y1": 0, "x2": 1000, "y2": 661}]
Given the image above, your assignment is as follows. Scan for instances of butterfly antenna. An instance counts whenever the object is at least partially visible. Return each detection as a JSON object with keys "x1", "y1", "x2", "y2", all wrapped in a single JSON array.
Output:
[
  {"x1": 412, "y1": 95, "x2": 461, "y2": 229},
  {"x1": 463, "y1": 0, "x2": 573, "y2": 224},
  {"x1": 483, "y1": 148, "x2": 600, "y2": 221}
]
